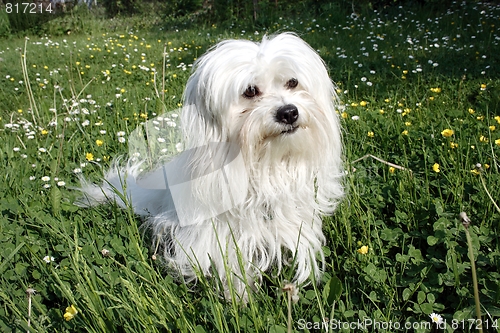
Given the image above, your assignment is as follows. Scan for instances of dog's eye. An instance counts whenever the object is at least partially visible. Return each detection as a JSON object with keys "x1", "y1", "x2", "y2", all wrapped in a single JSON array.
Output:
[
  {"x1": 243, "y1": 85, "x2": 260, "y2": 98},
  {"x1": 286, "y1": 78, "x2": 298, "y2": 89}
]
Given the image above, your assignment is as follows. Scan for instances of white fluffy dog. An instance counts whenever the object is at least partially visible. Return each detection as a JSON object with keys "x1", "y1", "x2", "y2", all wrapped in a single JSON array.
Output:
[{"x1": 79, "y1": 32, "x2": 343, "y2": 299}]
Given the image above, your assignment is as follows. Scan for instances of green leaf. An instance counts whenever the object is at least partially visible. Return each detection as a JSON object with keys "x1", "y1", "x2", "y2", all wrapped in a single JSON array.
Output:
[
  {"x1": 427, "y1": 235, "x2": 439, "y2": 246},
  {"x1": 433, "y1": 217, "x2": 451, "y2": 231},
  {"x1": 363, "y1": 263, "x2": 387, "y2": 283},
  {"x1": 32, "y1": 269, "x2": 42, "y2": 279},
  {"x1": 434, "y1": 200, "x2": 444, "y2": 216},
  {"x1": 194, "y1": 326, "x2": 207, "y2": 333},
  {"x1": 305, "y1": 289, "x2": 316, "y2": 300},
  {"x1": 51, "y1": 186, "x2": 62, "y2": 215},
  {"x1": 0, "y1": 242, "x2": 25, "y2": 273},
  {"x1": 62, "y1": 202, "x2": 79, "y2": 212},
  {"x1": 395, "y1": 210, "x2": 408, "y2": 222},
  {"x1": 420, "y1": 302, "x2": 433, "y2": 314},
  {"x1": 402, "y1": 288, "x2": 412, "y2": 301},
  {"x1": 268, "y1": 325, "x2": 287, "y2": 333},
  {"x1": 417, "y1": 291, "x2": 426, "y2": 304},
  {"x1": 344, "y1": 310, "x2": 356, "y2": 318},
  {"x1": 408, "y1": 246, "x2": 423, "y2": 263},
  {"x1": 14, "y1": 262, "x2": 28, "y2": 275},
  {"x1": 396, "y1": 253, "x2": 410, "y2": 262},
  {"x1": 323, "y1": 275, "x2": 342, "y2": 305}
]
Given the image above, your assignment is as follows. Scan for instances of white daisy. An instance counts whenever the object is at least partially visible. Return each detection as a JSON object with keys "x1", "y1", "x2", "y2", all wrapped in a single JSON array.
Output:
[
  {"x1": 43, "y1": 255, "x2": 55, "y2": 263},
  {"x1": 429, "y1": 313, "x2": 443, "y2": 325}
]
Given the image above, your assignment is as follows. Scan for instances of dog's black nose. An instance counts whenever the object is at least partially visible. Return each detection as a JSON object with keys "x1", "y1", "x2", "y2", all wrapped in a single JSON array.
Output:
[{"x1": 275, "y1": 104, "x2": 299, "y2": 124}]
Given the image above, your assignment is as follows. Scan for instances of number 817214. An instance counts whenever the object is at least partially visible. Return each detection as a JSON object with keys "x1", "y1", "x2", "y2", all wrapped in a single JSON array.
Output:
[
  {"x1": 5, "y1": 2, "x2": 54, "y2": 14},
  {"x1": 451, "y1": 319, "x2": 499, "y2": 330}
]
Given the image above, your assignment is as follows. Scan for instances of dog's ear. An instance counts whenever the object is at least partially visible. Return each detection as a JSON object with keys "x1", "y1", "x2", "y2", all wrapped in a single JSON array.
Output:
[
  {"x1": 181, "y1": 47, "x2": 233, "y2": 146},
  {"x1": 181, "y1": 55, "x2": 231, "y2": 148},
  {"x1": 180, "y1": 95, "x2": 224, "y2": 147}
]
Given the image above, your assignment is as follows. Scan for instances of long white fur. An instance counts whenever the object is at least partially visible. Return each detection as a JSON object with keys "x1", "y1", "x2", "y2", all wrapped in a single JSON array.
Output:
[{"x1": 78, "y1": 32, "x2": 344, "y2": 299}]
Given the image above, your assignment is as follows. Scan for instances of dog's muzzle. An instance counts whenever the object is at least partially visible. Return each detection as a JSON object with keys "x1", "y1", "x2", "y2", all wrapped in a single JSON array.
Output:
[{"x1": 275, "y1": 104, "x2": 299, "y2": 134}]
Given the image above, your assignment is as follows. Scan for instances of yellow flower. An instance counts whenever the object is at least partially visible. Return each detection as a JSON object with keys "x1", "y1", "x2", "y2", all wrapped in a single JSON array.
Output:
[
  {"x1": 120, "y1": 88, "x2": 125, "y2": 93},
  {"x1": 85, "y1": 153, "x2": 94, "y2": 161},
  {"x1": 18, "y1": 109, "x2": 23, "y2": 113},
  {"x1": 341, "y1": 112, "x2": 348, "y2": 119},
  {"x1": 441, "y1": 129, "x2": 454, "y2": 137},
  {"x1": 389, "y1": 167, "x2": 396, "y2": 174},
  {"x1": 367, "y1": 131, "x2": 374, "y2": 138},
  {"x1": 357, "y1": 246, "x2": 369, "y2": 255},
  {"x1": 480, "y1": 135, "x2": 488, "y2": 143},
  {"x1": 471, "y1": 169, "x2": 481, "y2": 175},
  {"x1": 495, "y1": 138, "x2": 500, "y2": 146},
  {"x1": 480, "y1": 84, "x2": 487, "y2": 90},
  {"x1": 96, "y1": 140, "x2": 104, "y2": 147},
  {"x1": 432, "y1": 163, "x2": 440, "y2": 173},
  {"x1": 495, "y1": 116, "x2": 500, "y2": 124},
  {"x1": 379, "y1": 109, "x2": 385, "y2": 114},
  {"x1": 41, "y1": 129, "x2": 49, "y2": 135},
  {"x1": 360, "y1": 101, "x2": 367, "y2": 107},
  {"x1": 429, "y1": 96, "x2": 435, "y2": 101},
  {"x1": 490, "y1": 126, "x2": 496, "y2": 131},
  {"x1": 405, "y1": 121, "x2": 412, "y2": 126},
  {"x1": 468, "y1": 108, "x2": 475, "y2": 114},
  {"x1": 401, "y1": 130, "x2": 409, "y2": 136},
  {"x1": 450, "y1": 142, "x2": 458, "y2": 149},
  {"x1": 430, "y1": 87, "x2": 441, "y2": 93},
  {"x1": 63, "y1": 305, "x2": 78, "y2": 321}
]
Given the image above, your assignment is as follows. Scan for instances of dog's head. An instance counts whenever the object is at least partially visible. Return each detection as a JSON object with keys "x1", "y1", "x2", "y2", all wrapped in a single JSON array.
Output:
[{"x1": 181, "y1": 33, "x2": 342, "y2": 165}]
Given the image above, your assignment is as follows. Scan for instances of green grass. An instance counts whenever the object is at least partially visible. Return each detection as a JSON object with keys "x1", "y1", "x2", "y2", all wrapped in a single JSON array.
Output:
[{"x1": 1, "y1": 2, "x2": 500, "y2": 332}]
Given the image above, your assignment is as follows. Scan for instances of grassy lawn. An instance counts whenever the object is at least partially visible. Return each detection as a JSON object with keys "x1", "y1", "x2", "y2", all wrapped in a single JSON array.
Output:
[{"x1": 0, "y1": 1, "x2": 499, "y2": 332}]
